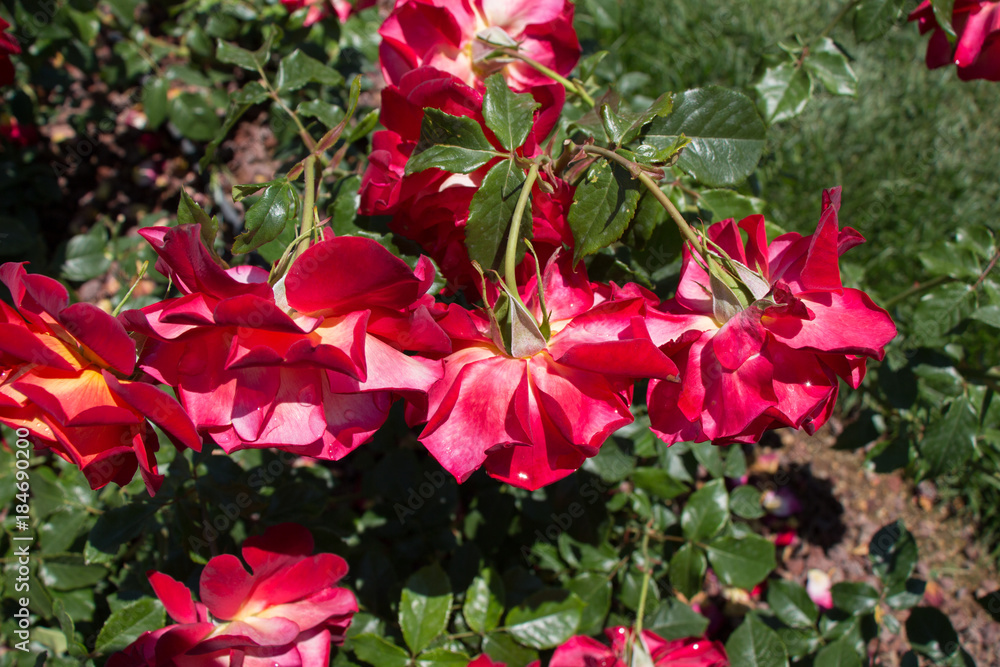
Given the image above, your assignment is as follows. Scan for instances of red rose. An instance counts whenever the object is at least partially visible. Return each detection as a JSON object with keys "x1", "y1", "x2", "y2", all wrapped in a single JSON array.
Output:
[
  {"x1": 910, "y1": 1, "x2": 1000, "y2": 81},
  {"x1": 0, "y1": 18, "x2": 20, "y2": 86},
  {"x1": 645, "y1": 188, "x2": 897, "y2": 445},
  {"x1": 0, "y1": 263, "x2": 200, "y2": 494},
  {"x1": 108, "y1": 524, "x2": 358, "y2": 667}
]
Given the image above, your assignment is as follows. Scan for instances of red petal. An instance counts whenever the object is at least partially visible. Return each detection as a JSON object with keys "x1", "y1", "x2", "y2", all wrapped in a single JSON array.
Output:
[
  {"x1": 59, "y1": 302, "x2": 136, "y2": 375},
  {"x1": 242, "y1": 523, "x2": 315, "y2": 576},
  {"x1": 102, "y1": 372, "x2": 202, "y2": 452},
  {"x1": 199, "y1": 554, "x2": 254, "y2": 621},
  {"x1": 148, "y1": 571, "x2": 199, "y2": 624}
]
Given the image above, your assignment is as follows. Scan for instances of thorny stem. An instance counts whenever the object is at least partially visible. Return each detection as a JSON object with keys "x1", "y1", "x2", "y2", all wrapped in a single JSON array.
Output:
[
  {"x1": 296, "y1": 155, "x2": 318, "y2": 259},
  {"x1": 112, "y1": 261, "x2": 149, "y2": 317},
  {"x1": 256, "y1": 65, "x2": 316, "y2": 152},
  {"x1": 634, "y1": 519, "x2": 655, "y2": 637},
  {"x1": 504, "y1": 162, "x2": 540, "y2": 305},
  {"x1": 815, "y1": 0, "x2": 862, "y2": 43},
  {"x1": 580, "y1": 145, "x2": 709, "y2": 255},
  {"x1": 486, "y1": 42, "x2": 595, "y2": 107},
  {"x1": 882, "y1": 275, "x2": 953, "y2": 310}
]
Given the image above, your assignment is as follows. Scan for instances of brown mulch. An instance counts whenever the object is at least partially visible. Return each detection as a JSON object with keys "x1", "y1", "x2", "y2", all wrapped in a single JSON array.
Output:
[{"x1": 768, "y1": 426, "x2": 1000, "y2": 665}]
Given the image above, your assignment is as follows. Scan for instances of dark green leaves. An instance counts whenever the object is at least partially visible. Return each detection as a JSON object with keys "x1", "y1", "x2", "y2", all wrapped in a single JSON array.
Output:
[
  {"x1": 804, "y1": 39, "x2": 858, "y2": 97},
  {"x1": 464, "y1": 569, "x2": 504, "y2": 635},
  {"x1": 705, "y1": 534, "x2": 777, "y2": 589},
  {"x1": 601, "y1": 93, "x2": 673, "y2": 146},
  {"x1": 232, "y1": 181, "x2": 299, "y2": 255},
  {"x1": 352, "y1": 634, "x2": 410, "y2": 667},
  {"x1": 754, "y1": 62, "x2": 811, "y2": 125},
  {"x1": 400, "y1": 564, "x2": 453, "y2": 654},
  {"x1": 482, "y1": 74, "x2": 538, "y2": 152},
  {"x1": 276, "y1": 50, "x2": 343, "y2": 92},
  {"x1": 567, "y1": 159, "x2": 642, "y2": 262},
  {"x1": 169, "y1": 92, "x2": 222, "y2": 141},
  {"x1": 670, "y1": 543, "x2": 707, "y2": 599},
  {"x1": 726, "y1": 615, "x2": 789, "y2": 667},
  {"x1": 920, "y1": 395, "x2": 978, "y2": 475},
  {"x1": 646, "y1": 598, "x2": 709, "y2": 641},
  {"x1": 216, "y1": 37, "x2": 271, "y2": 71},
  {"x1": 906, "y1": 607, "x2": 960, "y2": 662},
  {"x1": 869, "y1": 521, "x2": 918, "y2": 587},
  {"x1": 768, "y1": 579, "x2": 819, "y2": 629},
  {"x1": 504, "y1": 589, "x2": 584, "y2": 650},
  {"x1": 854, "y1": 0, "x2": 907, "y2": 41},
  {"x1": 681, "y1": 479, "x2": 728, "y2": 541},
  {"x1": 643, "y1": 86, "x2": 766, "y2": 187},
  {"x1": 62, "y1": 225, "x2": 110, "y2": 282},
  {"x1": 831, "y1": 582, "x2": 879, "y2": 615},
  {"x1": 94, "y1": 598, "x2": 165, "y2": 655},
  {"x1": 466, "y1": 159, "x2": 529, "y2": 270},
  {"x1": 632, "y1": 467, "x2": 688, "y2": 499},
  {"x1": 406, "y1": 110, "x2": 499, "y2": 174}
]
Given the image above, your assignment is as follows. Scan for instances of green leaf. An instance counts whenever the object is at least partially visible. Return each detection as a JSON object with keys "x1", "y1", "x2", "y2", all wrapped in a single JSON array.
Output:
[
  {"x1": 216, "y1": 39, "x2": 270, "y2": 70},
  {"x1": 464, "y1": 568, "x2": 505, "y2": 635},
  {"x1": 482, "y1": 633, "x2": 539, "y2": 667},
  {"x1": 854, "y1": 0, "x2": 907, "y2": 41},
  {"x1": 39, "y1": 560, "x2": 106, "y2": 591},
  {"x1": 669, "y1": 543, "x2": 707, "y2": 599},
  {"x1": 178, "y1": 190, "x2": 219, "y2": 251},
  {"x1": 232, "y1": 182, "x2": 299, "y2": 255},
  {"x1": 705, "y1": 534, "x2": 776, "y2": 590},
  {"x1": 94, "y1": 598, "x2": 165, "y2": 655},
  {"x1": 406, "y1": 109, "x2": 499, "y2": 174},
  {"x1": 415, "y1": 648, "x2": 471, "y2": 667},
  {"x1": 911, "y1": 283, "x2": 976, "y2": 344},
  {"x1": 632, "y1": 467, "x2": 688, "y2": 500},
  {"x1": 62, "y1": 226, "x2": 110, "y2": 282},
  {"x1": 400, "y1": 564, "x2": 453, "y2": 654},
  {"x1": 814, "y1": 637, "x2": 864, "y2": 667},
  {"x1": 804, "y1": 38, "x2": 858, "y2": 97},
  {"x1": 725, "y1": 614, "x2": 789, "y2": 667},
  {"x1": 351, "y1": 633, "x2": 410, "y2": 667},
  {"x1": 831, "y1": 582, "x2": 879, "y2": 614},
  {"x1": 566, "y1": 573, "x2": 612, "y2": 636},
  {"x1": 169, "y1": 92, "x2": 222, "y2": 142},
  {"x1": 754, "y1": 61, "x2": 811, "y2": 125},
  {"x1": 142, "y1": 77, "x2": 169, "y2": 129},
  {"x1": 643, "y1": 86, "x2": 766, "y2": 186},
  {"x1": 869, "y1": 520, "x2": 918, "y2": 587},
  {"x1": 276, "y1": 50, "x2": 343, "y2": 92},
  {"x1": 505, "y1": 589, "x2": 584, "y2": 650},
  {"x1": 85, "y1": 501, "x2": 157, "y2": 564},
  {"x1": 232, "y1": 81, "x2": 269, "y2": 105},
  {"x1": 920, "y1": 396, "x2": 978, "y2": 475},
  {"x1": 567, "y1": 159, "x2": 642, "y2": 263},
  {"x1": 931, "y1": 0, "x2": 957, "y2": 39},
  {"x1": 298, "y1": 100, "x2": 344, "y2": 130},
  {"x1": 482, "y1": 74, "x2": 539, "y2": 152},
  {"x1": 465, "y1": 159, "x2": 529, "y2": 271},
  {"x1": 699, "y1": 189, "x2": 766, "y2": 223},
  {"x1": 906, "y1": 607, "x2": 960, "y2": 662},
  {"x1": 681, "y1": 479, "x2": 728, "y2": 541},
  {"x1": 778, "y1": 627, "x2": 823, "y2": 659},
  {"x1": 601, "y1": 93, "x2": 673, "y2": 146},
  {"x1": 691, "y1": 441, "x2": 725, "y2": 478},
  {"x1": 767, "y1": 579, "x2": 818, "y2": 629},
  {"x1": 646, "y1": 598, "x2": 710, "y2": 641},
  {"x1": 971, "y1": 304, "x2": 1000, "y2": 329},
  {"x1": 730, "y1": 485, "x2": 765, "y2": 519},
  {"x1": 885, "y1": 578, "x2": 926, "y2": 610}
]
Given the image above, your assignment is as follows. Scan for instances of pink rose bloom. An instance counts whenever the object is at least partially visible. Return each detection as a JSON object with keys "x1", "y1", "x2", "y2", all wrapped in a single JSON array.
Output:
[
  {"x1": 280, "y1": 0, "x2": 375, "y2": 26},
  {"x1": 412, "y1": 252, "x2": 677, "y2": 489},
  {"x1": 550, "y1": 627, "x2": 728, "y2": 666},
  {"x1": 359, "y1": 67, "x2": 572, "y2": 294},
  {"x1": 806, "y1": 569, "x2": 834, "y2": 610},
  {"x1": 108, "y1": 524, "x2": 358, "y2": 666},
  {"x1": 0, "y1": 263, "x2": 200, "y2": 494},
  {"x1": 910, "y1": 1, "x2": 1000, "y2": 81},
  {"x1": 646, "y1": 188, "x2": 897, "y2": 445},
  {"x1": 378, "y1": 0, "x2": 579, "y2": 131},
  {"x1": 122, "y1": 225, "x2": 445, "y2": 461}
]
